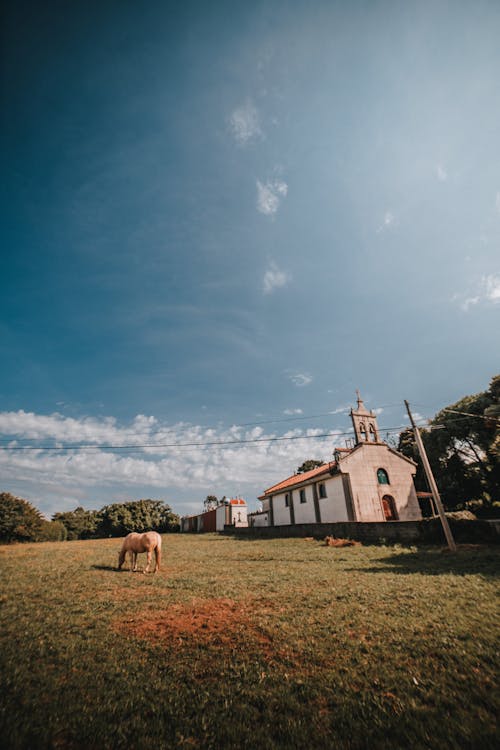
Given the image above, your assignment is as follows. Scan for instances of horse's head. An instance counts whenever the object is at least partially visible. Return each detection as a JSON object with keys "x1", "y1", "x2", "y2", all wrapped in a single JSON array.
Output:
[{"x1": 117, "y1": 549, "x2": 126, "y2": 570}]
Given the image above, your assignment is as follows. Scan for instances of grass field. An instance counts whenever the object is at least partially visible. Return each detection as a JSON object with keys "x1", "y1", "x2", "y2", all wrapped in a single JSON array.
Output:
[{"x1": 0, "y1": 535, "x2": 498, "y2": 749}]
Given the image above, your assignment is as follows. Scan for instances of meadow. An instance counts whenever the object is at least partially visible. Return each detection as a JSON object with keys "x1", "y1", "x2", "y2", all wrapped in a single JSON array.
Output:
[{"x1": 0, "y1": 535, "x2": 498, "y2": 750}]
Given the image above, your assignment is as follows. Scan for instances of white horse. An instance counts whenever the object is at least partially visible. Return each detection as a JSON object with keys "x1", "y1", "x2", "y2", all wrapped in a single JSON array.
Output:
[{"x1": 118, "y1": 531, "x2": 162, "y2": 574}]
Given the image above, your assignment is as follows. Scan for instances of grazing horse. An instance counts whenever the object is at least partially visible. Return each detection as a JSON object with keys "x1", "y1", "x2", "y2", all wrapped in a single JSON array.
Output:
[{"x1": 118, "y1": 531, "x2": 162, "y2": 574}]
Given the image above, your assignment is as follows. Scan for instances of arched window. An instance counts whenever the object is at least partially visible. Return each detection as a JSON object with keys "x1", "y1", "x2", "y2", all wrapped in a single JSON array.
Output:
[
  {"x1": 359, "y1": 422, "x2": 367, "y2": 441},
  {"x1": 377, "y1": 468, "x2": 390, "y2": 485},
  {"x1": 369, "y1": 425, "x2": 376, "y2": 442}
]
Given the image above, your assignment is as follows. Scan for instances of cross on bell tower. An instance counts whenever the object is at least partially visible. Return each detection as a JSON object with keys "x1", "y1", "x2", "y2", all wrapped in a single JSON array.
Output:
[{"x1": 350, "y1": 391, "x2": 381, "y2": 444}]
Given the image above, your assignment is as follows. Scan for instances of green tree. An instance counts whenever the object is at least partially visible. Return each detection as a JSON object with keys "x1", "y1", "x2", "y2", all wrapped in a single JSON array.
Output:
[
  {"x1": 484, "y1": 374, "x2": 500, "y2": 466},
  {"x1": 38, "y1": 520, "x2": 68, "y2": 542},
  {"x1": 398, "y1": 375, "x2": 500, "y2": 513},
  {"x1": 52, "y1": 507, "x2": 101, "y2": 540},
  {"x1": 204, "y1": 495, "x2": 218, "y2": 511},
  {"x1": 397, "y1": 428, "x2": 427, "y2": 490},
  {"x1": 98, "y1": 499, "x2": 179, "y2": 537},
  {"x1": 0, "y1": 492, "x2": 45, "y2": 543},
  {"x1": 296, "y1": 459, "x2": 325, "y2": 474}
]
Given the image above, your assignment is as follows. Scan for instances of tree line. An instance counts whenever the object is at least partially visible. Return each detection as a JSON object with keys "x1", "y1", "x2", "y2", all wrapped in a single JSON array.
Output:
[
  {"x1": 397, "y1": 374, "x2": 499, "y2": 517},
  {"x1": 0, "y1": 495, "x2": 180, "y2": 544}
]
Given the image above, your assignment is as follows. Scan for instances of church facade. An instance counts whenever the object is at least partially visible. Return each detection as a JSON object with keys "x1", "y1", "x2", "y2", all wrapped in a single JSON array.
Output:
[{"x1": 255, "y1": 394, "x2": 422, "y2": 526}]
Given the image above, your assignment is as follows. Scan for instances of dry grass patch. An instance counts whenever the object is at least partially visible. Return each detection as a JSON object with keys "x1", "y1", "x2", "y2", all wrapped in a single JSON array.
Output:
[{"x1": 115, "y1": 596, "x2": 275, "y2": 650}]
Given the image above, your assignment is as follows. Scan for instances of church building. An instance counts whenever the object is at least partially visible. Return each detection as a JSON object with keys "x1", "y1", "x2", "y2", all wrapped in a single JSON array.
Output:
[{"x1": 255, "y1": 394, "x2": 422, "y2": 526}]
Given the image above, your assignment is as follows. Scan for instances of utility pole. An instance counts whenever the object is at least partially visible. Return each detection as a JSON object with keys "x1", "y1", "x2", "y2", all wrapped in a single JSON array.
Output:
[{"x1": 404, "y1": 400, "x2": 456, "y2": 552}]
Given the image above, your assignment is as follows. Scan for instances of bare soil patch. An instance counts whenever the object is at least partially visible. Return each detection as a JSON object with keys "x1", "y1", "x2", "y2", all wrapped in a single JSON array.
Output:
[{"x1": 115, "y1": 597, "x2": 275, "y2": 653}]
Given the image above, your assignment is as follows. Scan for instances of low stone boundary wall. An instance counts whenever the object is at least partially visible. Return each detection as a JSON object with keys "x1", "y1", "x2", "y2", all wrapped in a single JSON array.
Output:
[{"x1": 223, "y1": 519, "x2": 500, "y2": 545}]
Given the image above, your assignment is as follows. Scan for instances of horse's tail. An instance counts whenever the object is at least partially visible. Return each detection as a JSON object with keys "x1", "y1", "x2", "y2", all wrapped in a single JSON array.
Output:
[{"x1": 155, "y1": 533, "x2": 162, "y2": 571}]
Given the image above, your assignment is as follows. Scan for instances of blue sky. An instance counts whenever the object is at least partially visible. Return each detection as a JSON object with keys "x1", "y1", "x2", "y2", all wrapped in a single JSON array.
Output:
[{"x1": 1, "y1": 0, "x2": 499, "y2": 519}]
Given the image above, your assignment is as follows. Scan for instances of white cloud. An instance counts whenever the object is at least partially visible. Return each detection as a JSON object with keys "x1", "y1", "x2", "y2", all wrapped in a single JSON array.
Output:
[
  {"x1": 288, "y1": 372, "x2": 313, "y2": 387},
  {"x1": 329, "y1": 405, "x2": 350, "y2": 415},
  {"x1": 461, "y1": 296, "x2": 480, "y2": 311},
  {"x1": 403, "y1": 412, "x2": 428, "y2": 426},
  {"x1": 0, "y1": 410, "x2": 342, "y2": 515},
  {"x1": 436, "y1": 164, "x2": 447, "y2": 181},
  {"x1": 283, "y1": 408, "x2": 303, "y2": 415},
  {"x1": 377, "y1": 211, "x2": 396, "y2": 233},
  {"x1": 483, "y1": 274, "x2": 500, "y2": 303},
  {"x1": 262, "y1": 261, "x2": 290, "y2": 294},
  {"x1": 458, "y1": 273, "x2": 500, "y2": 311},
  {"x1": 256, "y1": 178, "x2": 288, "y2": 216},
  {"x1": 228, "y1": 100, "x2": 262, "y2": 145},
  {"x1": 0, "y1": 410, "x2": 129, "y2": 444}
]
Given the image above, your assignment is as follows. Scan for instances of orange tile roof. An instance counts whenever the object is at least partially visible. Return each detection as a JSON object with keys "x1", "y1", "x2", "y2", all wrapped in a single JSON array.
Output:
[
  {"x1": 230, "y1": 498, "x2": 246, "y2": 505},
  {"x1": 260, "y1": 461, "x2": 336, "y2": 498}
]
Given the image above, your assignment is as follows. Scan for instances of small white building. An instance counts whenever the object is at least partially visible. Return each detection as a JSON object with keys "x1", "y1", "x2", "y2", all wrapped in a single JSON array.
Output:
[
  {"x1": 181, "y1": 497, "x2": 248, "y2": 532},
  {"x1": 248, "y1": 510, "x2": 270, "y2": 527},
  {"x1": 216, "y1": 498, "x2": 248, "y2": 530},
  {"x1": 258, "y1": 394, "x2": 422, "y2": 526}
]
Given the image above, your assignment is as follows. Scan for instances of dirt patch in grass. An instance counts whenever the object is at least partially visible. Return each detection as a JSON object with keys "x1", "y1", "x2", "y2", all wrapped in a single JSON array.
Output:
[{"x1": 115, "y1": 597, "x2": 276, "y2": 654}]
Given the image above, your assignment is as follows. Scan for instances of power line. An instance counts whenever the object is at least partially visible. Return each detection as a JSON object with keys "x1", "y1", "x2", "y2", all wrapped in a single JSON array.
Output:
[
  {"x1": 0, "y1": 423, "x2": 412, "y2": 453},
  {"x1": 0, "y1": 402, "x2": 409, "y2": 446},
  {"x1": 10, "y1": 409, "x2": 488, "y2": 452}
]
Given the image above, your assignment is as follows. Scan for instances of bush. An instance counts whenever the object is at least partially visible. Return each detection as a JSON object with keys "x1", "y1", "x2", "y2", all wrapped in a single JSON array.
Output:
[
  {"x1": 0, "y1": 492, "x2": 45, "y2": 543},
  {"x1": 445, "y1": 510, "x2": 477, "y2": 521},
  {"x1": 52, "y1": 507, "x2": 101, "y2": 540},
  {"x1": 464, "y1": 499, "x2": 500, "y2": 519},
  {"x1": 37, "y1": 520, "x2": 68, "y2": 542},
  {"x1": 98, "y1": 499, "x2": 179, "y2": 537}
]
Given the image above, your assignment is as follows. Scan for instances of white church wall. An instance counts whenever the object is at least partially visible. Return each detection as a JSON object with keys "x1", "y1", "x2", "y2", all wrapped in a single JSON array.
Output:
[
  {"x1": 273, "y1": 494, "x2": 292, "y2": 525},
  {"x1": 293, "y1": 484, "x2": 317, "y2": 524},
  {"x1": 318, "y1": 475, "x2": 350, "y2": 522}
]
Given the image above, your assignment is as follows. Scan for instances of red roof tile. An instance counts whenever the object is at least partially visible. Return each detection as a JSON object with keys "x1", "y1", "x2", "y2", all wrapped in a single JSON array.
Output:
[{"x1": 260, "y1": 462, "x2": 336, "y2": 498}]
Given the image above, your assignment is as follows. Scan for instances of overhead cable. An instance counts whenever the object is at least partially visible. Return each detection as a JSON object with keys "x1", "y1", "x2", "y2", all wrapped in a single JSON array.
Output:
[{"x1": 0, "y1": 423, "x2": 414, "y2": 452}]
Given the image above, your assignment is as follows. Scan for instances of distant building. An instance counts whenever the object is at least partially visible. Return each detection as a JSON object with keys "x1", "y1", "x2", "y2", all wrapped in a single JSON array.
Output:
[
  {"x1": 248, "y1": 510, "x2": 270, "y2": 527},
  {"x1": 256, "y1": 393, "x2": 422, "y2": 526},
  {"x1": 181, "y1": 497, "x2": 248, "y2": 532}
]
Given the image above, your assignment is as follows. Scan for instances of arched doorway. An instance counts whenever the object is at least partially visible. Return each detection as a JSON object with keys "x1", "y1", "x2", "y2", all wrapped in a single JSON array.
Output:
[{"x1": 382, "y1": 495, "x2": 398, "y2": 521}]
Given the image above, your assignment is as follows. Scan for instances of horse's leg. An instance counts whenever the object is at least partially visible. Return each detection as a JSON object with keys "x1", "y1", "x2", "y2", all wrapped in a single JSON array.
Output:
[
  {"x1": 118, "y1": 550, "x2": 125, "y2": 570},
  {"x1": 154, "y1": 545, "x2": 161, "y2": 573},
  {"x1": 144, "y1": 549, "x2": 153, "y2": 574},
  {"x1": 132, "y1": 551, "x2": 138, "y2": 572}
]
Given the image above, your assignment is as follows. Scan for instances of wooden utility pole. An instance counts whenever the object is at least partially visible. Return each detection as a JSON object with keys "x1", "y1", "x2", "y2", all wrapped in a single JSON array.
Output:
[{"x1": 404, "y1": 400, "x2": 456, "y2": 552}]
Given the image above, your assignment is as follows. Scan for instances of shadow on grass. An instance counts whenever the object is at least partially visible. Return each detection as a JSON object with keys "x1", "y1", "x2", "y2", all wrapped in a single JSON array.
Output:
[
  {"x1": 349, "y1": 547, "x2": 500, "y2": 578},
  {"x1": 91, "y1": 565, "x2": 156, "y2": 575}
]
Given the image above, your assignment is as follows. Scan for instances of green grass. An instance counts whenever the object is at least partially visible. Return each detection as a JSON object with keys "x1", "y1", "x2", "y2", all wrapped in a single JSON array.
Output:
[{"x1": 0, "y1": 536, "x2": 498, "y2": 749}]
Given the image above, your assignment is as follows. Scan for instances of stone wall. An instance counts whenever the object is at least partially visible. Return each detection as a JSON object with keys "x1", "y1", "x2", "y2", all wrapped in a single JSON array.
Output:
[{"x1": 223, "y1": 519, "x2": 500, "y2": 544}]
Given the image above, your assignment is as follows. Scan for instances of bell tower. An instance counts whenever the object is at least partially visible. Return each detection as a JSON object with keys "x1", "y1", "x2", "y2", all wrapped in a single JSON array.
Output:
[{"x1": 350, "y1": 390, "x2": 381, "y2": 444}]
